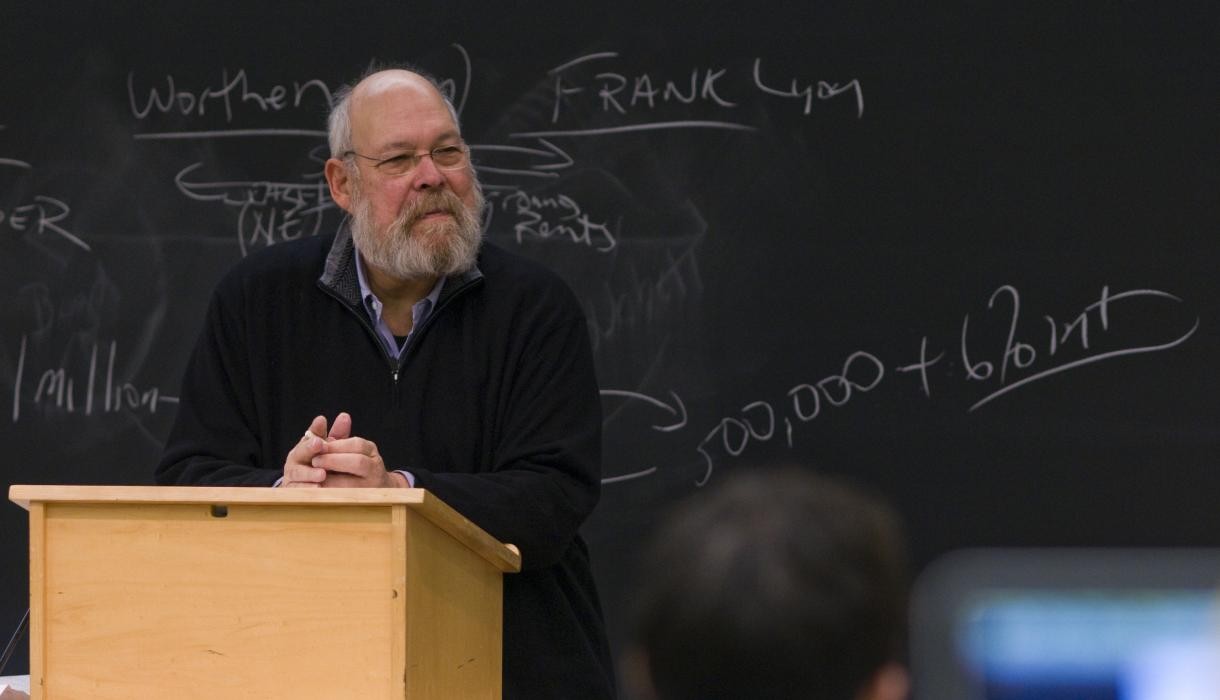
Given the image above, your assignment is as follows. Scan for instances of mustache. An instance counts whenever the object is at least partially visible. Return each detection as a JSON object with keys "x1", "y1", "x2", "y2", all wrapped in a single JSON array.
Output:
[{"x1": 393, "y1": 190, "x2": 464, "y2": 230}]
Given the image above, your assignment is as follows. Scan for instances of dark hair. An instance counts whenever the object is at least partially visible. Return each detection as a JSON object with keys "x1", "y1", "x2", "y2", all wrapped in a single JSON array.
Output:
[{"x1": 632, "y1": 468, "x2": 909, "y2": 700}]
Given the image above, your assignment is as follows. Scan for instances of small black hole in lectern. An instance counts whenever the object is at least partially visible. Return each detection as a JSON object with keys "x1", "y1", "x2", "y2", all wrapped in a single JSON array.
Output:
[{"x1": 210, "y1": 505, "x2": 229, "y2": 518}]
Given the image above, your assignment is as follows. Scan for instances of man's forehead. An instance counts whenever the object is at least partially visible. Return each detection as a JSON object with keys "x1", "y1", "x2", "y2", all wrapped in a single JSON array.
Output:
[
  {"x1": 349, "y1": 71, "x2": 457, "y2": 146},
  {"x1": 348, "y1": 71, "x2": 461, "y2": 148}
]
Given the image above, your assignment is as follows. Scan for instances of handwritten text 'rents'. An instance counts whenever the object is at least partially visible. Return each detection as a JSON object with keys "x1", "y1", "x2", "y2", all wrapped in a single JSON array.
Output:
[
  {"x1": 127, "y1": 69, "x2": 333, "y2": 122},
  {"x1": 495, "y1": 190, "x2": 616, "y2": 253}
]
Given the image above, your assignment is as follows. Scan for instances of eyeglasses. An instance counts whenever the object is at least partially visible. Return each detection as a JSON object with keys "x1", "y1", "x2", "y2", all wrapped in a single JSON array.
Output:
[{"x1": 341, "y1": 143, "x2": 469, "y2": 176}]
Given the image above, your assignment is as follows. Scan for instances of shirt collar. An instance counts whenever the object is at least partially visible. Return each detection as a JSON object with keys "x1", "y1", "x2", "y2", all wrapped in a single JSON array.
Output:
[{"x1": 354, "y1": 252, "x2": 446, "y2": 318}]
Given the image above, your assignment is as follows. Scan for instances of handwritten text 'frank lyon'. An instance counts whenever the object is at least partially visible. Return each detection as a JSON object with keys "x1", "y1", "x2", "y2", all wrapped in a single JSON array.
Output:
[{"x1": 548, "y1": 52, "x2": 863, "y2": 122}]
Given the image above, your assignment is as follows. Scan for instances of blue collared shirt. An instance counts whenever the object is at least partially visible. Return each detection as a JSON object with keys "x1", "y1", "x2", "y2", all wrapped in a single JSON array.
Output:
[{"x1": 355, "y1": 255, "x2": 445, "y2": 361}]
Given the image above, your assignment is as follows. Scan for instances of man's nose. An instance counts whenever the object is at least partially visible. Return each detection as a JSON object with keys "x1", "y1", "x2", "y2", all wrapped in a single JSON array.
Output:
[{"x1": 411, "y1": 154, "x2": 445, "y2": 190}]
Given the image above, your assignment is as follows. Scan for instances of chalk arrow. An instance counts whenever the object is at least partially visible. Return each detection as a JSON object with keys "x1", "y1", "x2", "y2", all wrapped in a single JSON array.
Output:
[
  {"x1": 599, "y1": 389, "x2": 687, "y2": 432},
  {"x1": 470, "y1": 138, "x2": 574, "y2": 179},
  {"x1": 601, "y1": 467, "x2": 658, "y2": 485}
]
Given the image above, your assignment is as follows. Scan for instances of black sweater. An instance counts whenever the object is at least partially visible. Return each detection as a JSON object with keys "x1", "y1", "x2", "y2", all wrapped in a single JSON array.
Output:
[{"x1": 157, "y1": 226, "x2": 615, "y2": 698}]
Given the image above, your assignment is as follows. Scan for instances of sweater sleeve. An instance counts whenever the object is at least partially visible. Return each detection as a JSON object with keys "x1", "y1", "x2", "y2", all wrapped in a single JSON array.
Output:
[
  {"x1": 409, "y1": 313, "x2": 602, "y2": 571},
  {"x1": 155, "y1": 277, "x2": 279, "y2": 486}
]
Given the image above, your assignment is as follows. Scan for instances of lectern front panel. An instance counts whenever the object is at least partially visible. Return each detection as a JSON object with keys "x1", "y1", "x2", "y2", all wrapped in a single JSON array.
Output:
[{"x1": 35, "y1": 502, "x2": 402, "y2": 699}]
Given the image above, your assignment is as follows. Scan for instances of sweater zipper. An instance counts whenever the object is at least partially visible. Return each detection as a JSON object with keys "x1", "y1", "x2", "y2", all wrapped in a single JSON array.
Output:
[
  {"x1": 317, "y1": 285, "x2": 404, "y2": 405},
  {"x1": 396, "y1": 274, "x2": 482, "y2": 368},
  {"x1": 319, "y1": 274, "x2": 484, "y2": 407}
]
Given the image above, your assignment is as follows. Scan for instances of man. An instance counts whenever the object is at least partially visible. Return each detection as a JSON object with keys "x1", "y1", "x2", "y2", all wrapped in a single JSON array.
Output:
[
  {"x1": 156, "y1": 68, "x2": 615, "y2": 699},
  {"x1": 625, "y1": 469, "x2": 910, "y2": 700}
]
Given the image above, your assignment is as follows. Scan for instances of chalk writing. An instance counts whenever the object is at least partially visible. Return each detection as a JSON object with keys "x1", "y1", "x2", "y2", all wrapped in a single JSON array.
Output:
[
  {"x1": 894, "y1": 336, "x2": 944, "y2": 398},
  {"x1": 599, "y1": 389, "x2": 687, "y2": 483},
  {"x1": 679, "y1": 284, "x2": 1198, "y2": 485},
  {"x1": 133, "y1": 129, "x2": 327, "y2": 141},
  {"x1": 20, "y1": 277, "x2": 114, "y2": 339},
  {"x1": 958, "y1": 285, "x2": 1199, "y2": 411},
  {"x1": 0, "y1": 194, "x2": 88, "y2": 251},
  {"x1": 128, "y1": 45, "x2": 471, "y2": 140},
  {"x1": 494, "y1": 189, "x2": 617, "y2": 253},
  {"x1": 11, "y1": 335, "x2": 178, "y2": 422},
  {"x1": 512, "y1": 121, "x2": 758, "y2": 139},
  {"x1": 437, "y1": 42, "x2": 473, "y2": 118},
  {"x1": 174, "y1": 163, "x2": 333, "y2": 255},
  {"x1": 536, "y1": 50, "x2": 863, "y2": 136},
  {"x1": 694, "y1": 351, "x2": 885, "y2": 485},
  {"x1": 601, "y1": 389, "x2": 687, "y2": 432},
  {"x1": 583, "y1": 242, "x2": 704, "y2": 352},
  {"x1": 752, "y1": 58, "x2": 865, "y2": 117},
  {"x1": 471, "y1": 139, "x2": 573, "y2": 179},
  {"x1": 127, "y1": 69, "x2": 333, "y2": 123},
  {"x1": 601, "y1": 468, "x2": 658, "y2": 484},
  {"x1": 550, "y1": 52, "x2": 737, "y2": 122}
]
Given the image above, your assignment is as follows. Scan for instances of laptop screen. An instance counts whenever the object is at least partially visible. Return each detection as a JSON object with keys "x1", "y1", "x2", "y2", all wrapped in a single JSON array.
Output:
[{"x1": 911, "y1": 549, "x2": 1220, "y2": 700}]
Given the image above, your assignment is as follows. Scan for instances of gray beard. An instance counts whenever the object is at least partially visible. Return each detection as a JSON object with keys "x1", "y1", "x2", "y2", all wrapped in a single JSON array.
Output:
[{"x1": 350, "y1": 183, "x2": 484, "y2": 280}]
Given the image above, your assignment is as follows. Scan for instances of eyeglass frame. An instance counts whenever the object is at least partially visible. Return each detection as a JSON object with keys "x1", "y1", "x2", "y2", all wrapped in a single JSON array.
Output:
[{"x1": 339, "y1": 142, "x2": 470, "y2": 176}]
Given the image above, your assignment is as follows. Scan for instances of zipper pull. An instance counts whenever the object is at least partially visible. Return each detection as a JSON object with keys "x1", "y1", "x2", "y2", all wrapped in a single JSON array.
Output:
[{"x1": 391, "y1": 367, "x2": 401, "y2": 408}]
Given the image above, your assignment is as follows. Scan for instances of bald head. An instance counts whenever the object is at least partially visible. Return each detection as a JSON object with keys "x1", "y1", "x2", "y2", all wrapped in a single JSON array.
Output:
[
  {"x1": 352, "y1": 69, "x2": 436, "y2": 99},
  {"x1": 327, "y1": 68, "x2": 461, "y2": 158}
]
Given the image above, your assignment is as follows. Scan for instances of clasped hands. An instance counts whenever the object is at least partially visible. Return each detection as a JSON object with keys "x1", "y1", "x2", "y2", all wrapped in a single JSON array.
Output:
[{"x1": 281, "y1": 412, "x2": 408, "y2": 488}]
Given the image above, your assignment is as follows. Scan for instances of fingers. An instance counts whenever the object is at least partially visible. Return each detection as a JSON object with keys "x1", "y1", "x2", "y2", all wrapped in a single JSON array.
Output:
[
  {"x1": 282, "y1": 415, "x2": 329, "y2": 486},
  {"x1": 317, "y1": 467, "x2": 396, "y2": 489},
  {"x1": 290, "y1": 431, "x2": 325, "y2": 464},
  {"x1": 312, "y1": 447, "x2": 382, "y2": 476},
  {"x1": 284, "y1": 412, "x2": 389, "y2": 488},
  {"x1": 289, "y1": 415, "x2": 328, "y2": 462},
  {"x1": 319, "y1": 470, "x2": 400, "y2": 489},
  {"x1": 328, "y1": 411, "x2": 352, "y2": 440},
  {"x1": 318, "y1": 436, "x2": 377, "y2": 457},
  {"x1": 309, "y1": 414, "x2": 329, "y2": 439},
  {"x1": 284, "y1": 460, "x2": 327, "y2": 486},
  {"x1": 313, "y1": 436, "x2": 389, "y2": 486}
]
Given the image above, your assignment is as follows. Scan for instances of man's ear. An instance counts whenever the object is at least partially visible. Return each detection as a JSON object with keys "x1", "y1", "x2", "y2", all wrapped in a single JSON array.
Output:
[
  {"x1": 324, "y1": 158, "x2": 354, "y2": 213},
  {"x1": 857, "y1": 663, "x2": 909, "y2": 700}
]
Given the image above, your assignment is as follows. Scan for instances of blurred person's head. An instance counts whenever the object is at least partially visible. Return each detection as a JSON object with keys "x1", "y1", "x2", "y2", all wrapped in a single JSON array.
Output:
[{"x1": 627, "y1": 468, "x2": 910, "y2": 700}]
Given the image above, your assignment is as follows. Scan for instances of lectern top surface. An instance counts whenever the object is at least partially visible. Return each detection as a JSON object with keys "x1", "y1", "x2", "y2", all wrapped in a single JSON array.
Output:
[
  {"x1": 8, "y1": 484, "x2": 425, "y2": 510},
  {"x1": 8, "y1": 485, "x2": 521, "y2": 573}
]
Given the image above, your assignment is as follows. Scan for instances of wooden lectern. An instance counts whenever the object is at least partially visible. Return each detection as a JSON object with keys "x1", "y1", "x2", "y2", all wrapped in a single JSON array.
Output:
[{"x1": 8, "y1": 485, "x2": 521, "y2": 700}]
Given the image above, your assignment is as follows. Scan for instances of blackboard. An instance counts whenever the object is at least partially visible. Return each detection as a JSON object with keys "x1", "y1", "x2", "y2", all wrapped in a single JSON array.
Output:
[{"x1": 2, "y1": 1, "x2": 1217, "y2": 686}]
